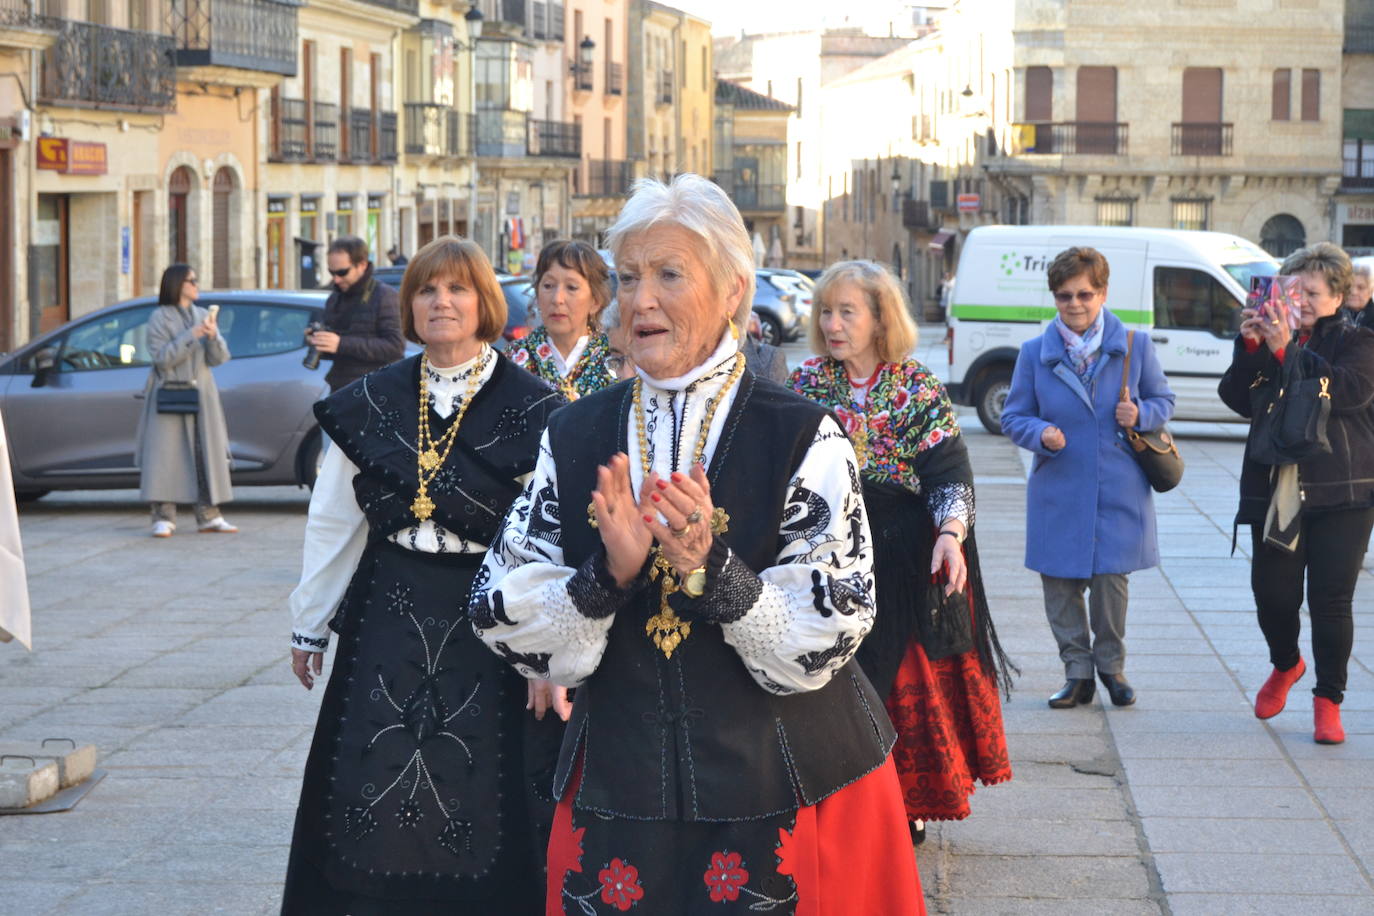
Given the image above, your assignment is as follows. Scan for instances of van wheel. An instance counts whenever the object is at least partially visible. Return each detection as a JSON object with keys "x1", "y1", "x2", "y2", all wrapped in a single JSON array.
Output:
[{"x1": 975, "y1": 368, "x2": 1013, "y2": 435}]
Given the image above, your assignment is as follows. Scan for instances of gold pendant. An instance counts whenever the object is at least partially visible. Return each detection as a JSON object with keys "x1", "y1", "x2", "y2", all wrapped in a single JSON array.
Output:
[
  {"x1": 645, "y1": 552, "x2": 690, "y2": 658},
  {"x1": 587, "y1": 499, "x2": 598, "y2": 529},
  {"x1": 419, "y1": 448, "x2": 441, "y2": 472},
  {"x1": 851, "y1": 426, "x2": 870, "y2": 470},
  {"x1": 710, "y1": 507, "x2": 730, "y2": 536},
  {"x1": 412, "y1": 490, "x2": 436, "y2": 521}
]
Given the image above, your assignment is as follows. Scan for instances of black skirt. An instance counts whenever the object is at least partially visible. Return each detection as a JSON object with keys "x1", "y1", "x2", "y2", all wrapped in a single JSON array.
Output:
[{"x1": 281, "y1": 540, "x2": 561, "y2": 915}]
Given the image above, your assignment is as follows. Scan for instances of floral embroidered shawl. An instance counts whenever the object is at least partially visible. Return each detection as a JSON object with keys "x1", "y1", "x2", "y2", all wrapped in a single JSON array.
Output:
[{"x1": 508, "y1": 327, "x2": 617, "y2": 400}]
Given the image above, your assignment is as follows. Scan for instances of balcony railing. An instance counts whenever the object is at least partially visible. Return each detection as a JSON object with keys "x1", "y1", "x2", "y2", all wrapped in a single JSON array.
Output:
[
  {"x1": 902, "y1": 198, "x2": 933, "y2": 230},
  {"x1": 605, "y1": 61, "x2": 623, "y2": 96},
  {"x1": 40, "y1": 20, "x2": 176, "y2": 111},
  {"x1": 570, "y1": 58, "x2": 593, "y2": 92},
  {"x1": 1010, "y1": 121, "x2": 1128, "y2": 155},
  {"x1": 1172, "y1": 122, "x2": 1233, "y2": 157},
  {"x1": 656, "y1": 70, "x2": 672, "y2": 106},
  {"x1": 379, "y1": 110, "x2": 397, "y2": 162},
  {"x1": 360, "y1": 0, "x2": 418, "y2": 14},
  {"x1": 492, "y1": 0, "x2": 525, "y2": 27},
  {"x1": 476, "y1": 108, "x2": 528, "y2": 158},
  {"x1": 270, "y1": 95, "x2": 308, "y2": 161},
  {"x1": 313, "y1": 101, "x2": 338, "y2": 161},
  {"x1": 172, "y1": 0, "x2": 297, "y2": 76},
  {"x1": 583, "y1": 159, "x2": 631, "y2": 197},
  {"x1": 406, "y1": 102, "x2": 461, "y2": 157},
  {"x1": 529, "y1": 118, "x2": 579, "y2": 157},
  {"x1": 730, "y1": 183, "x2": 786, "y2": 211},
  {"x1": 0, "y1": 0, "x2": 44, "y2": 28},
  {"x1": 1343, "y1": 157, "x2": 1374, "y2": 189}
]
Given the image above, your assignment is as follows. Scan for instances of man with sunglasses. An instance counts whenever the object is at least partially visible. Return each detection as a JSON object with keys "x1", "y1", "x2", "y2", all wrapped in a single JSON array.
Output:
[{"x1": 309, "y1": 236, "x2": 404, "y2": 392}]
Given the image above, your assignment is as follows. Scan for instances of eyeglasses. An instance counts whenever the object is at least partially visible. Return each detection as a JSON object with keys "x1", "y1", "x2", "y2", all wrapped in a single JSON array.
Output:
[
  {"x1": 1053, "y1": 289, "x2": 1099, "y2": 304},
  {"x1": 329, "y1": 267, "x2": 353, "y2": 278},
  {"x1": 184, "y1": 277, "x2": 199, "y2": 286},
  {"x1": 606, "y1": 354, "x2": 630, "y2": 373}
]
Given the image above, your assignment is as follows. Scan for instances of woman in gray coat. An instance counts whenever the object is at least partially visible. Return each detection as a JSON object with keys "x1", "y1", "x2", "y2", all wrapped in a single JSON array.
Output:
[{"x1": 136, "y1": 264, "x2": 236, "y2": 537}]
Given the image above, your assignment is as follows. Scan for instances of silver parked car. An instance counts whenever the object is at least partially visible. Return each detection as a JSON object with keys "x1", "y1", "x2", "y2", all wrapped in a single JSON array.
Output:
[{"x1": 0, "y1": 290, "x2": 357, "y2": 501}]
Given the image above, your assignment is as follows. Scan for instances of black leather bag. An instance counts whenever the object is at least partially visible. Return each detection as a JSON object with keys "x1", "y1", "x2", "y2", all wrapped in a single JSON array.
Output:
[
  {"x1": 1247, "y1": 346, "x2": 1331, "y2": 466},
  {"x1": 155, "y1": 380, "x2": 200, "y2": 415},
  {"x1": 1120, "y1": 332, "x2": 1184, "y2": 493}
]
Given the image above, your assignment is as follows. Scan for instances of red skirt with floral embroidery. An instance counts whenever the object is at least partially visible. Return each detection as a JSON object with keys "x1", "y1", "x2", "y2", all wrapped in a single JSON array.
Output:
[
  {"x1": 545, "y1": 755, "x2": 925, "y2": 915},
  {"x1": 885, "y1": 640, "x2": 1012, "y2": 822}
]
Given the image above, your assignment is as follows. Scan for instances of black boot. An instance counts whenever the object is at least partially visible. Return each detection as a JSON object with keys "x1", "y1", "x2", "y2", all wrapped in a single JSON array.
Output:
[
  {"x1": 1048, "y1": 678, "x2": 1095, "y2": 709},
  {"x1": 1099, "y1": 672, "x2": 1136, "y2": 707}
]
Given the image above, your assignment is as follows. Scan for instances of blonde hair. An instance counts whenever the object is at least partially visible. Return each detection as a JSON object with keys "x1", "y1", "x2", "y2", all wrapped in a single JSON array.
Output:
[
  {"x1": 809, "y1": 260, "x2": 918, "y2": 363},
  {"x1": 1281, "y1": 242, "x2": 1353, "y2": 300},
  {"x1": 604, "y1": 173, "x2": 755, "y2": 327},
  {"x1": 398, "y1": 236, "x2": 507, "y2": 345}
]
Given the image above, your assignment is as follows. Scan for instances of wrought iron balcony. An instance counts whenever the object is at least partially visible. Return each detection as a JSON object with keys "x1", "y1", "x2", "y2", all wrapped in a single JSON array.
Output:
[
  {"x1": 379, "y1": 111, "x2": 397, "y2": 162},
  {"x1": 731, "y1": 183, "x2": 785, "y2": 211},
  {"x1": 528, "y1": 118, "x2": 579, "y2": 157},
  {"x1": 172, "y1": 0, "x2": 297, "y2": 76},
  {"x1": 656, "y1": 71, "x2": 672, "y2": 106},
  {"x1": 40, "y1": 20, "x2": 176, "y2": 111},
  {"x1": 349, "y1": 108, "x2": 374, "y2": 163},
  {"x1": 360, "y1": 0, "x2": 418, "y2": 14},
  {"x1": 1010, "y1": 122, "x2": 1128, "y2": 155},
  {"x1": 902, "y1": 198, "x2": 933, "y2": 230},
  {"x1": 269, "y1": 95, "x2": 308, "y2": 161},
  {"x1": 1343, "y1": 157, "x2": 1374, "y2": 190},
  {"x1": 582, "y1": 159, "x2": 631, "y2": 197},
  {"x1": 476, "y1": 108, "x2": 528, "y2": 158},
  {"x1": 313, "y1": 101, "x2": 338, "y2": 161},
  {"x1": 405, "y1": 102, "x2": 460, "y2": 157},
  {"x1": 492, "y1": 0, "x2": 525, "y2": 27},
  {"x1": 569, "y1": 57, "x2": 593, "y2": 92},
  {"x1": 605, "y1": 61, "x2": 623, "y2": 96},
  {"x1": 0, "y1": 0, "x2": 45, "y2": 30},
  {"x1": 1172, "y1": 122, "x2": 1233, "y2": 157}
]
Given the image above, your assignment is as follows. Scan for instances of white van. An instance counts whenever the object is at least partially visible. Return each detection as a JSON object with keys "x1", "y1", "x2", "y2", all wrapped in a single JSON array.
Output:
[{"x1": 944, "y1": 225, "x2": 1279, "y2": 433}]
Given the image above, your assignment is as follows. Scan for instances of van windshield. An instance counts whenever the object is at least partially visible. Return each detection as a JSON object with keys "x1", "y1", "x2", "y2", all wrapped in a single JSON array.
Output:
[{"x1": 1223, "y1": 260, "x2": 1278, "y2": 290}]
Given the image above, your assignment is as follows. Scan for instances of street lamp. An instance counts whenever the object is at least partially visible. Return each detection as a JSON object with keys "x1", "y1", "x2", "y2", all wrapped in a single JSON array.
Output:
[
  {"x1": 460, "y1": 5, "x2": 484, "y2": 252},
  {"x1": 890, "y1": 164, "x2": 901, "y2": 196}
]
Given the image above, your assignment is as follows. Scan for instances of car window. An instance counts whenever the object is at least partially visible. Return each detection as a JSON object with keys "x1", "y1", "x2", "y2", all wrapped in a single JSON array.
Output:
[
  {"x1": 218, "y1": 303, "x2": 313, "y2": 357},
  {"x1": 57, "y1": 306, "x2": 155, "y2": 371},
  {"x1": 502, "y1": 281, "x2": 532, "y2": 326},
  {"x1": 1153, "y1": 266, "x2": 1240, "y2": 338}
]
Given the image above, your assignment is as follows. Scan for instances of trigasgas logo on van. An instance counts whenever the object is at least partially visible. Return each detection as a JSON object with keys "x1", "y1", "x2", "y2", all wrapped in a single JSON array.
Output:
[{"x1": 997, "y1": 251, "x2": 1051, "y2": 288}]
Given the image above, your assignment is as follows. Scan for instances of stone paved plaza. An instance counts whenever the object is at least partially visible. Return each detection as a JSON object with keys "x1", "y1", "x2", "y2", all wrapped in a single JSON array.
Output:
[{"x1": 3, "y1": 337, "x2": 1374, "y2": 914}]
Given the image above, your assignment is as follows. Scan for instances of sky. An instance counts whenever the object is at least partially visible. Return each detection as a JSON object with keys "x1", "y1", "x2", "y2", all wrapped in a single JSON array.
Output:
[{"x1": 677, "y1": 0, "x2": 931, "y2": 37}]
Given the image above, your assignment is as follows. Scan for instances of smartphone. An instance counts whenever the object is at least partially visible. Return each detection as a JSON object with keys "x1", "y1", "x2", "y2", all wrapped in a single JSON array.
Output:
[
  {"x1": 1248, "y1": 276, "x2": 1300, "y2": 331},
  {"x1": 207, "y1": 304, "x2": 219, "y2": 320}
]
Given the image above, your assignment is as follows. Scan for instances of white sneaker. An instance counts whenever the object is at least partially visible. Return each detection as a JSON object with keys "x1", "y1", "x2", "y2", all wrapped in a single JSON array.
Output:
[
  {"x1": 198, "y1": 517, "x2": 238, "y2": 534},
  {"x1": 151, "y1": 520, "x2": 175, "y2": 538}
]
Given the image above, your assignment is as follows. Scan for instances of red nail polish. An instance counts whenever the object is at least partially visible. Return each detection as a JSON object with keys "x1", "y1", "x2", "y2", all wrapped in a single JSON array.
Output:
[
  {"x1": 656, "y1": 479, "x2": 668, "y2": 490},
  {"x1": 651, "y1": 493, "x2": 662, "y2": 502},
  {"x1": 671, "y1": 472, "x2": 683, "y2": 482},
  {"x1": 643, "y1": 515, "x2": 654, "y2": 523}
]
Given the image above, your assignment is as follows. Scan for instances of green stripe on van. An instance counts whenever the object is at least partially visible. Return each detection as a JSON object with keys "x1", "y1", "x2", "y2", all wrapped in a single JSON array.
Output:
[{"x1": 950, "y1": 304, "x2": 1154, "y2": 324}]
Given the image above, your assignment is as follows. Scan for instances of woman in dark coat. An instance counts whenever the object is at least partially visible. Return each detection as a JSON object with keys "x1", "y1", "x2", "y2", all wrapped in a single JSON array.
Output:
[
  {"x1": 789, "y1": 259, "x2": 1013, "y2": 846},
  {"x1": 282, "y1": 236, "x2": 568, "y2": 914},
  {"x1": 1218, "y1": 242, "x2": 1374, "y2": 745}
]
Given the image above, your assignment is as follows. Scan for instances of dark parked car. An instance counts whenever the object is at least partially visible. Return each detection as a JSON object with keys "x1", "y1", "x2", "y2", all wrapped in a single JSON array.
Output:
[
  {"x1": 1, "y1": 290, "x2": 354, "y2": 500},
  {"x1": 373, "y1": 267, "x2": 532, "y2": 346},
  {"x1": 752, "y1": 270, "x2": 803, "y2": 346}
]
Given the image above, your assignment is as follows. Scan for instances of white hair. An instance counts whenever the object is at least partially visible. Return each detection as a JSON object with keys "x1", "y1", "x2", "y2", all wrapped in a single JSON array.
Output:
[
  {"x1": 1354, "y1": 261, "x2": 1373, "y2": 280},
  {"x1": 604, "y1": 173, "x2": 756, "y2": 327},
  {"x1": 600, "y1": 297, "x2": 621, "y2": 333}
]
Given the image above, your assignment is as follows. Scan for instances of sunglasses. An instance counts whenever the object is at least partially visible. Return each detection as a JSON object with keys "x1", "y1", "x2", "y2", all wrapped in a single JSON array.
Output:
[
  {"x1": 329, "y1": 267, "x2": 354, "y2": 278},
  {"x1": 1053, "y1": 289, "x2": 1099, "y2": 304},
  {"x1": 184, "y1": 277, "x2": 199, "y2": 286}
]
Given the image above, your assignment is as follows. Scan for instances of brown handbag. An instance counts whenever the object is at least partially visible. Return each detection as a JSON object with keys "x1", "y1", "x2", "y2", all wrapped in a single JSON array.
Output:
[{"x1": 1120, "y1": 331, "x2": 1184, "y2": 492}]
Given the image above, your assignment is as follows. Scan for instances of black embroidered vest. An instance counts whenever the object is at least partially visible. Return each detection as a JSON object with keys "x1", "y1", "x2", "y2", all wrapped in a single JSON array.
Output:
[
  {"x1": 548, "y1": 371, "x2": 896, "y2": 822},
  {"x1": 315, "y1": 352, "x2": 563, "y2": 550}
]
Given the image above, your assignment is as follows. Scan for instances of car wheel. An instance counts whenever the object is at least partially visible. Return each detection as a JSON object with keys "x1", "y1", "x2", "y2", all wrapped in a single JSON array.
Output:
[
  {"x1": 14, "y1": 489, "x2": 50, "y2": 503},
  {"x1": 974, "y1": 367, "x2": 1013, "y2": 435},
  {"x1": 299, "y1": 429, "x2": 325, "y2": 490},
  {"x1": 756, "y1": 312, "x2": 783, "y2": 347}
]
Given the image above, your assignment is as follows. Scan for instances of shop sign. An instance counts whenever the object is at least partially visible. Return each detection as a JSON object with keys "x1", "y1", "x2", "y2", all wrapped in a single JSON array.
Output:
[
  {"x1": 1344, "y1": 203, "x2": 1374, "y2": 225},
  {"x1": 36, "y1": 138, "x2": 108, "y2": 175},
  {"x1": 956, "y1": 193, "x2": 980, "y2": 213}
]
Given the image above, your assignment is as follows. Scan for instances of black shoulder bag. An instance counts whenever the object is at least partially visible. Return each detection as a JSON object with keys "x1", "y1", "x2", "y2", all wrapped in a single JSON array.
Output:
[
  {"x1": 1246, "y1": 343, "x2": 1331, "y2": 466},
  {"x1": 156, "y1": 380, "x2": 200, "y2": 415},
  {"x1": 1120, "y1": 332, "x2": 1184, "y2": 492}
]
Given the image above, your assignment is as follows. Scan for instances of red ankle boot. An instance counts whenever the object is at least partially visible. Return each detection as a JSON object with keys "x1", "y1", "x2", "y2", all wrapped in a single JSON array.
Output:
[
  {"x1": 1254, "y1": 658, "x2": 1306, "y2": 719},
  {"x1": 1314, "y1": 697, "x2": 1345, "y2": 745}
]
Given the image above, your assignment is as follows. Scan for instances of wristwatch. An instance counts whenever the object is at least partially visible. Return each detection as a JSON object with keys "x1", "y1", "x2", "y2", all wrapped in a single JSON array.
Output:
[{"x1": 682, "y1": 566, "x2": 708, "y2": 598}]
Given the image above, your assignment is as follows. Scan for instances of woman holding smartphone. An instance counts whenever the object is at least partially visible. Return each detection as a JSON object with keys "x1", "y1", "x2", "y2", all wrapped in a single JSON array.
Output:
[
  {"x1": 1219, "y1": 242, "x2": 1374, "y2": 745},
  {"x1": 136, "y1": 264, "x2": 236, "y2": 538}
]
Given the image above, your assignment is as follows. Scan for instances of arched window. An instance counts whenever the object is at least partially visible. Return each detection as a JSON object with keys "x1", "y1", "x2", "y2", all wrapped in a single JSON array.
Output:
[
  {"x1": 212, "y1": 167, "x2": 237, "y2": 288},
  {"x1": 1260, "y1": 213, "x2": 1305, "y2": 258},
  {"x1": 168, "y1": 166, "x2": 195, "y2": 266}
]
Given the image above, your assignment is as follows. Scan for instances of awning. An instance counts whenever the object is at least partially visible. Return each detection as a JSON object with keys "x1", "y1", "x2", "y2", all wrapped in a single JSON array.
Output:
[{"x1": 929, "y1": 230, "x2": 955, "y2": 250}]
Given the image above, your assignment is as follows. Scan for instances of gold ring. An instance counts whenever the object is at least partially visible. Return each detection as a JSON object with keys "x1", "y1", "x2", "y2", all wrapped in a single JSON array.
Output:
[
  {"x1": 671, "y1": 525, "x2": 691, "y2": 538},
  {"x1": 686, "y1": 508, "x2": 704, "y2": 525}
]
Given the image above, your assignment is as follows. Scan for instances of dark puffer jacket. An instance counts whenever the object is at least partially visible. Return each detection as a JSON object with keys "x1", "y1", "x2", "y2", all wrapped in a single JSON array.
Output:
[
  {"x1": 1218, "y1": 314, "x2": 1374, "y2": 526},
  {"x1": 320, "y1": 265, "x2": 404, "y2": 391}
]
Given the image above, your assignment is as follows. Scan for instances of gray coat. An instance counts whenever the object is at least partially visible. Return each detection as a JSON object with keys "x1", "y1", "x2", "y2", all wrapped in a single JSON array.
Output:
[{"x1": 136, "y1": 304, "x2": 233, "y2": 505}]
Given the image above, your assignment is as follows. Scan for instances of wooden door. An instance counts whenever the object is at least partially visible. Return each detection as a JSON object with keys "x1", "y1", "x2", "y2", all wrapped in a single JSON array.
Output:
[{"x1": 212, "y1": 168, "x2": 235, "y2": 289}]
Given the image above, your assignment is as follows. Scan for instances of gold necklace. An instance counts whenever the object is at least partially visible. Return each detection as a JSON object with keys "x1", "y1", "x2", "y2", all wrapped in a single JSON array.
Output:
[
  {"x1": 838, "y1": 360, "x2": 878, "y2": 470},
  {"x1": 632, "y1": 353, "x2": 746, "y2": 659},
  {"x1": 411, "y1": 350, "x2": 488, "y2": 522}
]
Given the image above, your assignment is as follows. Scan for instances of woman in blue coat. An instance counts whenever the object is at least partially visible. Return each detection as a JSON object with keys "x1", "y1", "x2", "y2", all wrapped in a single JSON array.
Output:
[{"x1": 1001, "y1": 247, "x2": 1176, "y2": 710}]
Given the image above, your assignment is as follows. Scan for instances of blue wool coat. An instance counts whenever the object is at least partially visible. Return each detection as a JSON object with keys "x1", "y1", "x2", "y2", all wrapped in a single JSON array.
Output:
[{"x1": 1001, "y1": 310, "x2": 1176, "y2": 579}]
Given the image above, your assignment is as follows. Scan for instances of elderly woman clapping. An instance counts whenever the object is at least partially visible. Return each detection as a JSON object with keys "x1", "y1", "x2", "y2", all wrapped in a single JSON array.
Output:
[{"x1": 472, "y1": 175, "x2": 925, "y2": 914}]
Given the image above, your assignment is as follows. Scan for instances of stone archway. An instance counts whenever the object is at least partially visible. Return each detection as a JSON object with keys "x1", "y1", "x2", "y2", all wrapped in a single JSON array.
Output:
[
  {"x1": 1260, "y1": 213, "x2": 1306, "y2": 259},
  {"x1": 168, "y1": 165, "x2": 198, "y2": 268}
]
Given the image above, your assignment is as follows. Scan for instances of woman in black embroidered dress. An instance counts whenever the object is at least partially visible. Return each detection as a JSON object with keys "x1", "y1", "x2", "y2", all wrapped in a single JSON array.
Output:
[
  {"x1": 282, "y1": 236, "x2": 567, "y2": 915},
  {"x1": 472, "y1": 176, "x2": 924, "y2": 915}
]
